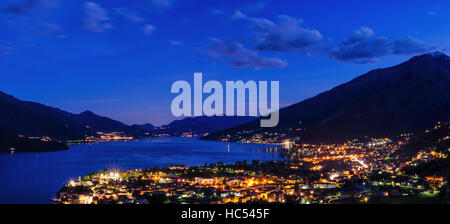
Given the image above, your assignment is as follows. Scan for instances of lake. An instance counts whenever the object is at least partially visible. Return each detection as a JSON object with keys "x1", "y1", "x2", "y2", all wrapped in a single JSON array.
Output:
[{"x1": 0, "y1": 137, "x2": 281, "y2": 204}]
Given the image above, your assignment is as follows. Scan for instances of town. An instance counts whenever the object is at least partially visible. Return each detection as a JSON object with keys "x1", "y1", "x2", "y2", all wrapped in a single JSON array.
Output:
[{"x1": 54, "y1": 121, "x2": 449, "y2": 204}]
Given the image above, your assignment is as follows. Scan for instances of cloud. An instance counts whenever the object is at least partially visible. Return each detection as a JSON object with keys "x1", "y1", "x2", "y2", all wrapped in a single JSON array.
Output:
[
  {"x1": 207, "y1": 38, "x2": 287, "y2": 69},
  {"x1": 427, "y1": 11, "x2": 437, "y2": 16},
  {"x1": 228, "y1": 13, "x2": 433, "y2": 64},
  {"x1": 343, "y1": 26, "x2": 374, "y2": 44},
  {"x1": 143, "y1": 24, "x2": 155, "y2": 35},
  {"x1": 328, "y1": 27, "x2": 434, "y2": 63},
  {"x1": 169, "y1": 40, "x2": 183, "y2": 46},
  {"x1": 3, "y1": 0, "x2": 55, "y2": 15},
  {"x1": 0, "y1": 46, "x2": 13, "y2": 55},
  {"x1": 113, "y1": 7, "x2": 144, "y2": 22},
  {"x1": 390, "y1": 38, "x2": 433, "y2": 54},
  {"x1": 427, "y1": 6, "x2": 441, "y2": 16},
  {"x1": 84, "y1": 2, "x2": 112, "y2": 32},
  {"x1": 235, "y1": 13, "x2": 323, "y2": 53},
  {"x1": 231, "y1": 10, "x2": 247, "y2": 20},
  {"x1": 29, "y1": 22, "x2": 60, "y2": 35}
]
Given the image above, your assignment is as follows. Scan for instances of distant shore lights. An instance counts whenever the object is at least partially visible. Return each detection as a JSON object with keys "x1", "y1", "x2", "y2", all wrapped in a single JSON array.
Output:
[{"x1": 170, "y1": 73, "x2": 280, "y2": 127}]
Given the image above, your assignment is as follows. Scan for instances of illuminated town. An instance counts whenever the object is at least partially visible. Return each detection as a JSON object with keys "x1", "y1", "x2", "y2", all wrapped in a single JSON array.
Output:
[
  {"x1": 54, "y1": 121, "x2": 449, "y2": 204},
  {"x1": 68, "y1": 132, "x2": 136, "y2": 144}
]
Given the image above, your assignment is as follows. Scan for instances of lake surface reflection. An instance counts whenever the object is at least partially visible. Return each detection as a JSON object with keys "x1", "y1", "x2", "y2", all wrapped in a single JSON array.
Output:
[{"x1": 0, "y1": 137, "x2": 281, "y2": 203}]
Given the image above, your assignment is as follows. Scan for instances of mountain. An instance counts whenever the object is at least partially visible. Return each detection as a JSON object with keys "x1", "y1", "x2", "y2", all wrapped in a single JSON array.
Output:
[
  {"x1": 0, "y1": 128, "x2": 68, "y2": 153},
  {"x1": 154, "y1": 116, "x2": 257, "y2": 136},
  {"x1": 68, "y1": 110, "x2": 146, "y2": 137},
  {"x1": 0, "y1": 91, "x2": 146, "y2": 140},
  {"x1": 397, "y1": 118, "x2": 450, "y2": 160},
  {"x1": 0, "y1": 91, "x2": 90, "y2": 140},
  {"x1": 396, "y1": 118, "x2": 449, "y2": 177},
  {"x1": 204, "y1": 51, "x2": 450, "y2": 144},
  {"x1": 138, "y1": 123, "x2": 155, "y2": 132}
]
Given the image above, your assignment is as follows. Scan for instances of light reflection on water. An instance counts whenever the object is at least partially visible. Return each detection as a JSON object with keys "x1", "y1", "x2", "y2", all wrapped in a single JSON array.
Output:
[{"x1": 0, "y1": 137, "x2": 280, "y2": 204}]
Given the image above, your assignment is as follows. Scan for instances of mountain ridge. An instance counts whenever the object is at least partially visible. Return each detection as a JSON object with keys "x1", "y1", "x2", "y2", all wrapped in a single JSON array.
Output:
[
  {"x1": 0, "y1": 92, "x2": 147, "y2": 140},
  {"x1": 68, "y1": 110, "x2": 146, "y2": 136},
  {"x1": 203, "y1": 51, "x2": 450, "y2": 144},
  {"x1": 153, "y1": 116, "x2": 257, "y2": 136},
  {"x1": 0, "y1": 91, "x2": 90, "y2": 140}
]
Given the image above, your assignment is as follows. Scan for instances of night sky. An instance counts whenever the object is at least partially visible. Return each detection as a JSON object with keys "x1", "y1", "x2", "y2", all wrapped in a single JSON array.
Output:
[{"x1": 1, "y1": 0, "x2": 449, "y2": 125}]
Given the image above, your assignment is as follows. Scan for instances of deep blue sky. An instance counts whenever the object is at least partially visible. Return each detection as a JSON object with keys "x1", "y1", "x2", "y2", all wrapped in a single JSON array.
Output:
[{"x1": 1, "y1": 0, "x2": 449, "y2": 125}]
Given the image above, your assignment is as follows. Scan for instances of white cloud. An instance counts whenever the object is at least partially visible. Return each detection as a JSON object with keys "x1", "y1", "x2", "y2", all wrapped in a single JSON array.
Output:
[
  {"x1": 231, "y1": 10, "x2": 247, "y2": 20},
  {"x1": 329, "y1": 27, "x2": 434, "y2": 63},
  {"x1": 84, "y1": 2, "x2": 112, "y2": 32},
  {"x1": 210, "y1": 8, "x2": 225, "y2": 15},
  {"x1": 207, "y1": 38, "x2": 287, "y2": 69},
  {"x1": 169, "y1": 40, "x2": 183, "y2": 46},
  {"x1": 244, "y1": 14, "x2": 323, "y2": 52},
  {"x1": 143, "y1": 24, "x2": 155, "y2": 35}
]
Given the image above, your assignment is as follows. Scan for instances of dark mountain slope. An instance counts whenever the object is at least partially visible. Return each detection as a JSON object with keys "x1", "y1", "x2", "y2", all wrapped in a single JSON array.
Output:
[
  {"x1": 138, "y1": 123, "x2": 155, "y2": 132},
  {"x1": 397, "y1": 118, "x2": 450, "y2": 160},
  {"x1": 204, "y1": 52, "x2": 450, "y2": 144},
  {"x1": 0, "y1": 91, "x2": 89, "y2": 140},
  {"x1": 0, "y1": 128, "x2": 68, "y2": 153},
  {"x1": 154, "y1": 116, "x2": 257, "y2": 136},
  {"x1": 397, "y1": 118, "x2": 450, "y2": 178},
  {"x1": 0, "y1": 91, "x2": 147, "y2": 140},
  {"x1": 68, "y1": 110, "x2": 146, "y2": 137}
]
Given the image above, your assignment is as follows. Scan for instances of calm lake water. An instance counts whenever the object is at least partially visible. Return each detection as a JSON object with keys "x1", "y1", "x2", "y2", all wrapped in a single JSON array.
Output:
[{"x1": 0, "y1": 137, "x2": 280, "y2": 204}]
